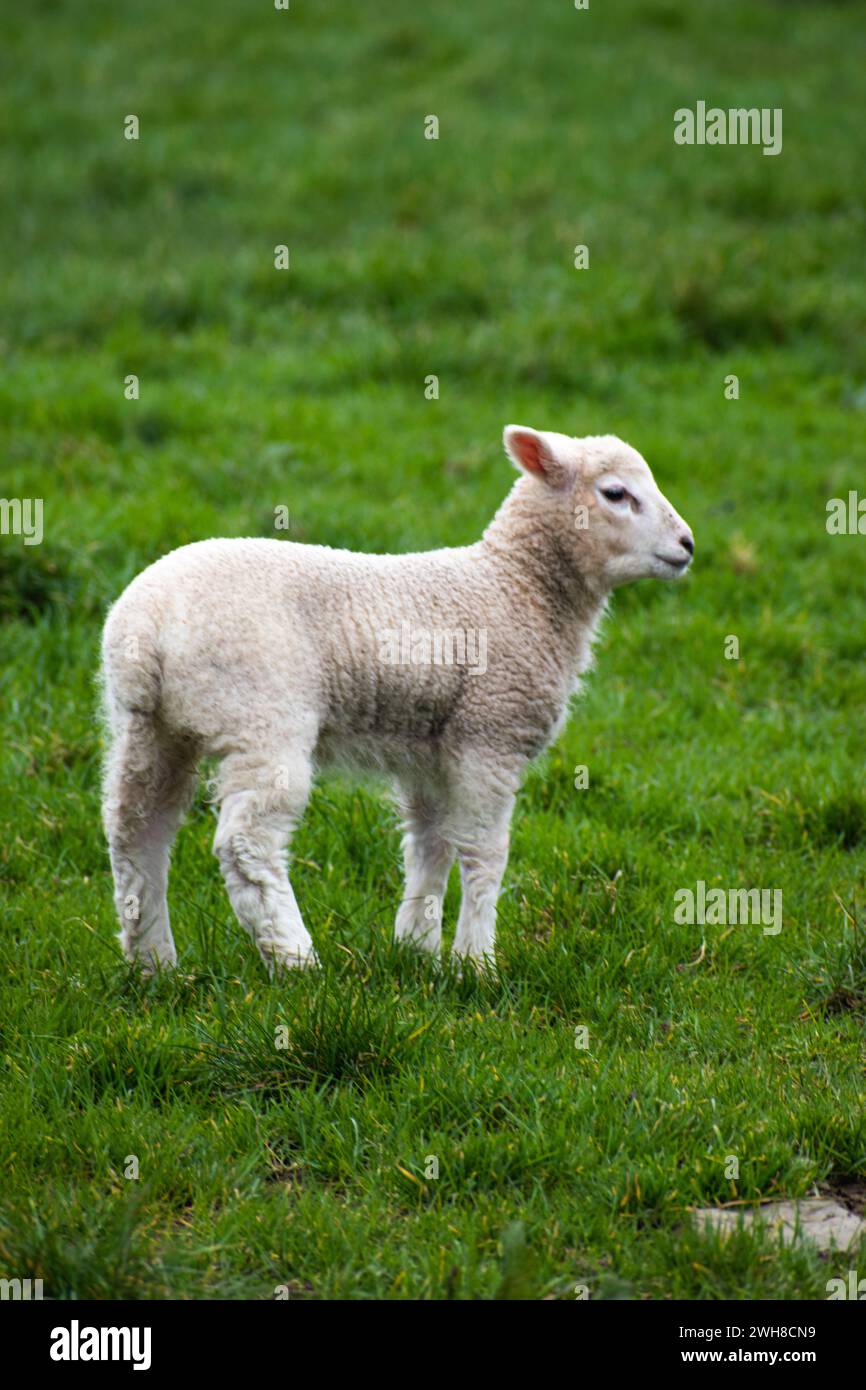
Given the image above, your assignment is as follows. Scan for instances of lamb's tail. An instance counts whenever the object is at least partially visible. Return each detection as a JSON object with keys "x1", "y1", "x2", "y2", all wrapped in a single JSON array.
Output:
[{"x1": 99, "y1": 590, "x2": 165, "y2": 728}]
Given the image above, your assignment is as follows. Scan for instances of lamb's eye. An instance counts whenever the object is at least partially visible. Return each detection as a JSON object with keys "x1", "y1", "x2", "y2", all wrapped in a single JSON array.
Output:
[{"x1": 601, "y1": 485, "x2": 626, "y2": 502}]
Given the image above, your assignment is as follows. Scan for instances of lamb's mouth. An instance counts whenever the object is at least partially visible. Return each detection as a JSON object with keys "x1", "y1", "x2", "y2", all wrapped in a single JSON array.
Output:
[{"x1": 655, "y1": 553, "x2": 690, "y2": 573}]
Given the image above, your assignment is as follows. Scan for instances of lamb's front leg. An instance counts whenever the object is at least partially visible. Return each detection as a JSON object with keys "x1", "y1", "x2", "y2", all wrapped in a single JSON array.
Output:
[
  {"x1": 446, "y1": 769, "x2": 518, "y2": 968},
  {"x1": 394, "y1": 794, "x2": 453, "y2": 955},
  {"x1": 452, "y1": 835, "x2": 510, "y2": 966}
]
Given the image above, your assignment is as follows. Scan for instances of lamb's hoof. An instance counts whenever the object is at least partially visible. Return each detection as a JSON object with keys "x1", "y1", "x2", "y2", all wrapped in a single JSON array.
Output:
[
  {"x1": 140, "y1": 958, "x2": 177, "y2": 978},
  {"x1": 394, "y1": 933, "x2": 443, "y2": 965},
  {"x1": 123, "y1": 940, "x2": 177, "y2": 977},
  {"x1": 265, "y1": 946, "x2": 320, "y2": 976},
  {"x1": 451, "y1": 950, "x2": 497, "y2": 980}
]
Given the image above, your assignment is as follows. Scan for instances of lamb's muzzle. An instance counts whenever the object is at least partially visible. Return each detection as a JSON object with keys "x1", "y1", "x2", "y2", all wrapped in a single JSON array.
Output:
[{"x1": 100, "y1": 425, "x2": 693, "y2": 973}]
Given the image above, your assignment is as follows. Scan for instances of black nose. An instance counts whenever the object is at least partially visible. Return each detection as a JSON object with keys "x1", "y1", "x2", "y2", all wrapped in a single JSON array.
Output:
[{"x1": 679, "y1": 535, "x2": 694, "y2": 556}]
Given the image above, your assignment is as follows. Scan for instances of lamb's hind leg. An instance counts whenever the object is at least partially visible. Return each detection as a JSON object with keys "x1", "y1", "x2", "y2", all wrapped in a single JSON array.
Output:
[
  {"x1": 394, "y1": 785, "x2": 453, "y2": 956},
  {"x1": 213, "y1": 749, "x2": 317, "y2": 972},
  {"x1": 103, "y1": 711, "x2": 198, "y2": 971}
]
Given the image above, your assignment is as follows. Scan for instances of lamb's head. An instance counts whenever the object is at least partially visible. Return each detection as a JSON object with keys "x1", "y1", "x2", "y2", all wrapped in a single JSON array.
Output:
[{"x1": 502, "y1": 425, "x2": 694, "y2": 589}]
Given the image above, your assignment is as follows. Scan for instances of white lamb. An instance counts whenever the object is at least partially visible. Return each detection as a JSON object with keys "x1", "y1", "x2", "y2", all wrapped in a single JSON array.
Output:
[{"x1": 100, "y1": 425, "x2": 694, "y2": 973}]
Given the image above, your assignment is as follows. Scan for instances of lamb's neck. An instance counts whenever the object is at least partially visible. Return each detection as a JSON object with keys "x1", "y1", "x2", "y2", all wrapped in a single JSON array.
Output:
[{"x1": 478, "y1": 488, "x2": 610, "y2": 665}]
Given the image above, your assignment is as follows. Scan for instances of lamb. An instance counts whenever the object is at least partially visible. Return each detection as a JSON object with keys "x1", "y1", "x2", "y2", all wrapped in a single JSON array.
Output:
[{"x1": 100, "y1": 425, "x2": 694, "y2": 974}]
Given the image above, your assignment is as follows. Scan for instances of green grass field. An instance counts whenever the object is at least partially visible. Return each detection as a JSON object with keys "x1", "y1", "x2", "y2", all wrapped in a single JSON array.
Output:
[{"x1": 1, "y1": 0, "x2": 865, "y2": 1300}]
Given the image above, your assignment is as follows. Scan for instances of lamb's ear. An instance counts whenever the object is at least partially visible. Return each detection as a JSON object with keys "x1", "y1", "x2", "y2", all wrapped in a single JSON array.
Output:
[{"x1": 503, "y1": 425, "x2": 572, "y2": 489}]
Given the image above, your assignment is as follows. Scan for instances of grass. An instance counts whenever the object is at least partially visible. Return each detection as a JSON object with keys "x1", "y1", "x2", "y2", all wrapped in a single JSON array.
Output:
[{"x1": 1, "y1": 0, "x2": 865, "y2": 1299}]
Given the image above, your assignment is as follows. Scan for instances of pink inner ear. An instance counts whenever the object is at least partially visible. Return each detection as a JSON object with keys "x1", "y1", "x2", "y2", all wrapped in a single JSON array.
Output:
[{"x1": 511, "y1": 430, "x2": 548, "y2": 476}]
